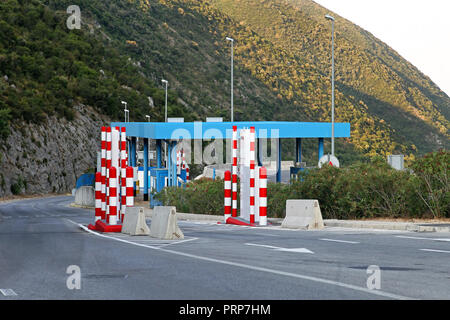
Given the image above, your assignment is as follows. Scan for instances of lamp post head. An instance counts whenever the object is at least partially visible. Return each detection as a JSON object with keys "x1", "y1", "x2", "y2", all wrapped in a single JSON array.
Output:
[
  {"x1": 226, "y1": 37, "x2": 234, "y2": 42},
  {"x1": 325, "y1": 14, "x2": 335, "y2": 21},
  {"x1": 161, "y1": 79, "x2": 168, "y2": 85},
  {"x1": 121, "y1": 101, "x2": 127, "y2": 107},
  {"x1": 145, "y1": 115, "x2": 150, "y2": 121}
]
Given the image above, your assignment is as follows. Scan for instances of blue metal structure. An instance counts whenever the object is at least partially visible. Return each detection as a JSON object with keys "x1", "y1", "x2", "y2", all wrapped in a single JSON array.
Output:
[
  {"x1": 75, "y1": 173, "x2": 95, "y2": 189},
  {"x1": 110, "y1": 121, "x2": 350, "y2": 205},
  {"x1": 111, "y1": 121, "x2": 350, "y2": 140}
]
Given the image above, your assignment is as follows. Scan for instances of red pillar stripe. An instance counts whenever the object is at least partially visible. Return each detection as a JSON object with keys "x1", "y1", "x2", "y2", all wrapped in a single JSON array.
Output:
[
  {"x1": 95, "y1": 172, "x2": 102, "y2": 222},
  {"x1": 120, "y1": 127, "x2": 127, "y2": 221},
  {"x1": 232, "y1": 126, "x2": 238, "y2": 217},
  {"x1": 224, "y1": 170, "x2": 232, "y2": 222},
  {"x1": 126, "y1": 166, "x2": 134, "y2": 208},
  {"x1": 259, "y1": 166, "x2": 267, "y2": 226},
  {"x1": 100, "y1": 127, "x2": 107, "y2": 219},
  {"x1": 108, "y1": 166, "x2": 118, "y2": 225},
  {"x1": 249, "y1": 127, "x2": 256, "y2": 224},
  {"x1": 106, "y1": 127, "x2": 112, "y2": 217}
]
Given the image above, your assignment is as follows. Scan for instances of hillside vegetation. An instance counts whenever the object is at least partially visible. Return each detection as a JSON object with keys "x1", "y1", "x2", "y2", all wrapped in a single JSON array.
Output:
[
  {"x1": 1, "y1": 0, "x2": 449, "y2": 168},
  {"x1": 208, "y1": 0, "x2": 449, "y2": 154},
  {"x1": 0, "y1": 0, "x2": 190, "y2": 136}
]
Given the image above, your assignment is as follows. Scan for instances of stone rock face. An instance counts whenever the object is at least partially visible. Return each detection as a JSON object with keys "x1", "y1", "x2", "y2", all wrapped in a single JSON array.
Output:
[{"x1": 0, "y1": 104, "x2": 110, "y2": 197}]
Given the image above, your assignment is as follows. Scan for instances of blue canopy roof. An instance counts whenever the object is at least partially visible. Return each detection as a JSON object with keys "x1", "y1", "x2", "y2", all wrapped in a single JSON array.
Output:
[{"x1": 109, "y1": 121, "x2": 351, "y2": 140}]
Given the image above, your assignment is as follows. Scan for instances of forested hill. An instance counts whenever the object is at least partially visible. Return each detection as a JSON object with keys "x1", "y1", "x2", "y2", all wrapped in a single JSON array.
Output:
[{"x1": 1, "y1": 0, "x2": 449, "y2": 166}]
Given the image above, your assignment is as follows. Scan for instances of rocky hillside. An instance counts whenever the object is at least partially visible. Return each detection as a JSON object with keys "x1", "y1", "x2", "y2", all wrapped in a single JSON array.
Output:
[{"x1": 0, "y1": 104, "x2": 108, "y2": 197}]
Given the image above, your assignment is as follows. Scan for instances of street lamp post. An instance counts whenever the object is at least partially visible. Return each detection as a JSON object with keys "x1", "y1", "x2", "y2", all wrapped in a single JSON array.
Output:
[
  {"x1": 145, "y1": 115, "x2": 150, "y2": 122},
  {"x1": 226, "y1": 37, "x2": 234, "y2": 122},
  {"x1": 161, "y1": 79, "x2": 168, "y2": 123},
  {"x1": 161, "y1": 79, "x2": 168, "y2": 165},
  {"x1": 325, "y1": 14, "x2": 335, "y2": 156},
  {"x1": 121, "y1": 101, "x2": 128, "y2": 122}
]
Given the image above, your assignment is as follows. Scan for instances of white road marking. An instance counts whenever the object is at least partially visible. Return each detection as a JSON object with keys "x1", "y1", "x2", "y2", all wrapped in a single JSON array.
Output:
[
  {"x1": 159, "y1": 237, "x2": 199, "y2": 248},
  {"x1": 397, "y1": 236, "x2": 450, "y2": 242},
  {"x1": 420, "y1": 249, "x2": 450, "y2": 254},
  {"x1": 245, "y1": 243, "x2": 314, "y2": 253},
  {"x1": 0, "y1": 289, "x2": 17, "y2": 296},
  {"x1": 72, "y1": 220, "x2": 414, "y2": 300},
  {"x1": 250, "y1": 232, "x2": 282, "y2": 237},
  {"x1": 320, "y1": 238, "x2": 360, "y2": 244},
  {"x1": 245, "y1": 243, "x2": 279, "y2": 249}
]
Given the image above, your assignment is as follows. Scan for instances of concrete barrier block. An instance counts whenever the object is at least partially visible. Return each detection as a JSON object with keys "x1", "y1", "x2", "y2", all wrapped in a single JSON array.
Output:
[
  {"x1": 121, "y1": 207, "x2": 150, "y2": 236},
  {"x1": 281, "y1": 200, "x2": 324, "y2": 230},
  {"x1": 74, "y1": 186, "x2": 95, "y2": 207},
  {"x1": 150, "y1": 206, "x2": 184, "y2": 240}
]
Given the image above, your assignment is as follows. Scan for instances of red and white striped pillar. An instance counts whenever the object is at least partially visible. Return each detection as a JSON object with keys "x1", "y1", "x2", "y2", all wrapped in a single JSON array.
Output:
[
  {"x1": 126, "y1": 166, "x2": 134, "y2": 211},
  {"x1": 100, "y1": 126, "x2": 106, "y2": 219},
  {"x1": 232, "y1": 125, "x2": 238, "y2": 217},
  {"x1": 111, "y1": 127, "x2": 120, "y2": 218},
  {"x1": 94, "y1": 171, "x2": 102, "y2": 222},
  {"x1": 224, "y1": 170, "x2": 232, "y2": 222},
  {"x1": 106, "y1": 127, "x2": 112, "y2": 216},
  {"x1": 120, "y1": 127, "x2": 127, "y2": 221},
  {"x1": 181, "y1": 149, "x2": 185, "y2": 170},
  {"x1": 176, "y1": 149, "x2": 181, "y2": 175},
  {"x1": 249, "y1": 127, "x2": 256, "y2": 224},
  {"x1": 259, "y1": 166, "x2": 267, "y2": 226},
  {"x1": 108, "y1": 166, "x2": 118, "y2": 225},
  {"x1": 185, "y1": 165, "x2": 190, "y2": 181}
]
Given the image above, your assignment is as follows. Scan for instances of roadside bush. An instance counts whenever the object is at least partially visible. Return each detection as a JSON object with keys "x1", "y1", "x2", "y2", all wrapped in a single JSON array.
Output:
[
  {"x1": 289, "y1": 161, "x2": 421, "y2": 219},
  {"x1": 153, "y1": 151, "x2": 448, "y2": 219},
  {"x1": 410, "y1": 150, "x2": 449, "y2": 218},
  {"x1": 10, "y1": 175, "x2": 26, "y2": 195},
  {"x1": 154, "y1": 178, "x2": 226, "y2": 215}
]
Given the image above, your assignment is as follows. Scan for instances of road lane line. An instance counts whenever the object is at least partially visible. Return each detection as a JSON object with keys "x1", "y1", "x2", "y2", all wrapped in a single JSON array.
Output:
[
  {"x1": 397, "y1": 236, "x2": 450, "y2": 242},
  {"x1": 245, "y1": 243, "x2": 314, "y2": 253},
  {"x1": 250, "y1": 232, "x2": 282, "y2": 237},
  {"x1": 159, "y1": 237, "x2": 199, "y2": 248},
  {"x1": 0, "y1": 289, "x2": 17, "y2": 296},
  {"x1": 245, "y1": 243, "x2": 280, "y2": 249},
  {"x1": 420, "y1": 249, "x2": 450, "y2": 254},
  {"x1": 72, "y1": 220, "x2": 414, "y2": 300},
  {"x1": 320, "y1": 238, "x2": 360, "y2": 244}
]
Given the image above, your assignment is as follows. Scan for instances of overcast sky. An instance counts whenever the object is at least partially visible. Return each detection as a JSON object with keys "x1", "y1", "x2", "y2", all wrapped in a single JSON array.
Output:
[{"x1": 313, "y1": 0, "x2": 450, "y2": 97}]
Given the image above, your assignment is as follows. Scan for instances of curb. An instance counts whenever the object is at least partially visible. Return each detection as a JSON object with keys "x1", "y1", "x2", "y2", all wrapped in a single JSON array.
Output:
[
  {"x1": 71, "y1": 202, "x2": 450, "y2": 233},
  {"x1": 324, "y1": 219, "x2": 450, "y2": 233},
  {"x1": 69, "y1": 203, "x2": 95, "y2": 210},
  {"x1": 143, "y1": 208, "x2": 223, "y2": 222}
]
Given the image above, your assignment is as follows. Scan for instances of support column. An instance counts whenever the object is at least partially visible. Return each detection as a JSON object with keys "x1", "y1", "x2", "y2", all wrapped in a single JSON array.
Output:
[
  {"x1": 167, "y1": 142, "x2": 171, "y2": 186},
  {"x1": 295, "y1": 138, "x2": 302, "y2": 163},
  {"x1": 156, "y1": 139, "x2": 162, "y2": 168},
  {"x1": 276, "y1": 138, "x2": 281, "y2": 183},
  {"x1": 143, "y1": 138, "x2": 149, "y2": 201},
  {"x1": 172, "y1": 141, "x2": 177, "y2": 187},
  {"x1": 131, "y1": 137, "x2": 137, "y2": 196},
  {"x1": 318, "y1": 138, "x2": 324, "y2": 163},
  {"x1": 257, "y1": 138, "x2": 263, "y2": 167}
]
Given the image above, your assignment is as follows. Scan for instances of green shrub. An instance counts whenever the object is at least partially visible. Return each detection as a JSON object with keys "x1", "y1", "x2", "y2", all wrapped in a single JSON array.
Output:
[
  {"x1": 10, "y1": 176, "x2": 26, "y2": 195},
  {"x1": 410, "y1": 150, "x2": 449, "y2": 218},
  {"x1": 153, "y1": 152, "x2": 448, "y2": 219},
  {"x1": 154, "y1": 178, "x2": 227, "y2": 215}
]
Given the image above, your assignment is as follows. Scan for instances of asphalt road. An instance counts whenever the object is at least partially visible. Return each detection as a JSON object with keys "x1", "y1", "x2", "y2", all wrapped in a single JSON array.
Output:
[{"x1": 0, "y1": 196, "x2": 449, "y2": 300}]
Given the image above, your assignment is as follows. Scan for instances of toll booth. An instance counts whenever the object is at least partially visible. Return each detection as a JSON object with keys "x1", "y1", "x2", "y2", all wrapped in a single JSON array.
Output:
[{"x1": 110, "y1": 121, "x2": 351, "y2": 207}]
